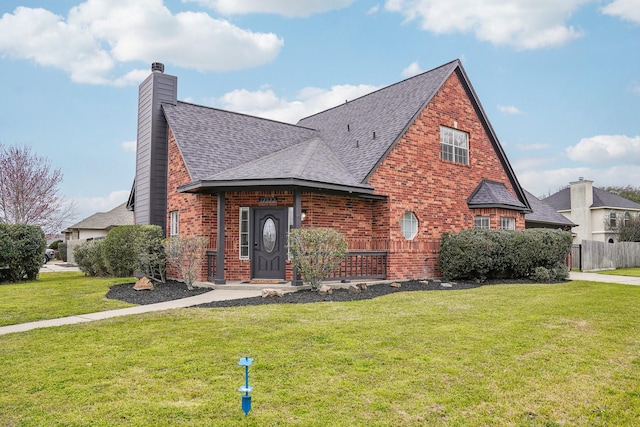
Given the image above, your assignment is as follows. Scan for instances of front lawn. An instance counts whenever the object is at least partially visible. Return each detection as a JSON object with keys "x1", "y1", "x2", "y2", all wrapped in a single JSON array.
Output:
[
  {"x1": 598, "y1": 267, "x2": 640, "y2": 277},
  {"x1": 0, "y1": 272, "x2": 135, "y2": 326},
  {"x1": 1, "y1": 281, "x2": 638, "y2": 426}
]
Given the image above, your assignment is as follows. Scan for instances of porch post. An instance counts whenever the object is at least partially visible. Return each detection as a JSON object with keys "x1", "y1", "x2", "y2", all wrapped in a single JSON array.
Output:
[
  {"x1": 292, "y1": 189, "x2": 303, "y2": 286},
  {"x1": 214, "y1": 192, "x2": 226, "y2": 284}
]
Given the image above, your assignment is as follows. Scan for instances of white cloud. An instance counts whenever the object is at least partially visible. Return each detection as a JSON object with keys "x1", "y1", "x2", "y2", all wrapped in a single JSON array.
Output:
[
  {"x1": 566, "y1": 134, "x2": 640, "y2": 163},
  {"x1": 498, "y1": 105, "x2": 523, "y2": 115},
  {"x1": 601, "y1": 0, "x2": 640, "y2": 23},
  {"x1": 384, "y1": 0, "x2": 588, "y2": 49},
  {"x1": 215, "y1": 84, "x2": 379, "y2": 123},
  {"x1": 515, "y1": 143, "x2": 550, "y2": 151},
  {"x1": 367, "y1": 5, "x2": 381, "y2": 15},
  {"x1": 0, "y1": 0, "x2": 283, "y2": 85},
  {"x1": 121, "y1": 140, "x2": 137, "y2": 152},
  {"x1": 401, "y1": 61, "x2": 423, "y2": 78},
  {"x1": 69, "y1": 190, "x2": 131, "y2": 224},
  {"x1": 185, "y1": 0, "x2": 355, "y2": 17}
]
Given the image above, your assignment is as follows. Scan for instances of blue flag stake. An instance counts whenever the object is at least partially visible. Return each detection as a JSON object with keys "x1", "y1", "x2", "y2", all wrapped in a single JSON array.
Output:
[{"x1": 238, "y1": 357, "x2": 253, "y2": 416}]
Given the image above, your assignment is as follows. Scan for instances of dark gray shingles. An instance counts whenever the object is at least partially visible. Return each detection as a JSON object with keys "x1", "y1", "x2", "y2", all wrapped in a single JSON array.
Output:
[
  {"x1": 297, "y1": 60, "x2": 460, "y2": 183},
  {"x1": 163, "y1": 102, "x2": 318, "y2": 182},
  {"x1": 524, "y1": 190, "x2": 574, "y2": 227},
  {"x1": 542, "y1": 186, "x2": 640, "y2": 210},
  {"x1": 467, "y1": 180, "x2": 527, "y2": 210}
]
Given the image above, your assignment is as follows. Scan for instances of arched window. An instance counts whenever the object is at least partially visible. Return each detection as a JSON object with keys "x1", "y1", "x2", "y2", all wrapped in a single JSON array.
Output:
[{"x1": 624, "y1": 212, "x2": 631, "y2": 226}]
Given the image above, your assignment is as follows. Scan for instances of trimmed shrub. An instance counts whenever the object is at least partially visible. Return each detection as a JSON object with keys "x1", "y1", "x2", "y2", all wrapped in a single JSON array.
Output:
[
  {"x1": 102, "y1": 225, "x2": 165, "y2": 278},
  {"x1": 0, "y1": 224, "x2": 46, "y2": 283},
  {"x1": 164, "y1": 235, "x2": 208, "y2": 290},
  {"x1": 74, "y1": 239, "x2": 108, "y2": 277},
  {"x1": 58, "y1": 242, "x2": 68, "y2": 262},
  {"x1": 440, "y1": 229, "x2": 572, "y2": 281},
  {"x1": 288, "y1": 228, "x2": 348, "y2": 290}
]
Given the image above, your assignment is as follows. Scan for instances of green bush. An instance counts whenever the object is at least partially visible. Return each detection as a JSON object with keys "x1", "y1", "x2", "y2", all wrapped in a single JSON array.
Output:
[
  {"x1": 102, "y1": 225, "x2": 165, "y2": 279},
  {"x1": 440, "y1": 229, "x2": 572, "y2": 282},
  {"x1": 289, "y1": 228, "x2": 348, "y2": 290},
  {"x1": 48, "y1": 239, "x2": 63, "y2": 250},
  {"x1": 74, "y1": 239, "x2": 109, "y2": 277},
  {"x1": 0, "y1": 224, "x2": 46, "y2": 283},
  {"x1": 58, "y1": 242, "x2": 68, "y2": 262}
]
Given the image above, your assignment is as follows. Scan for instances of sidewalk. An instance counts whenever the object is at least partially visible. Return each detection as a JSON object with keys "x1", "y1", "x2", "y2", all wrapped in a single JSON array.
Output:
[
  {"x1": 569, "y1": 271, "x2": 640, "y2": 286},
  {"x1": 2, "y1": 271, "x2": 638, "y2": 336}
]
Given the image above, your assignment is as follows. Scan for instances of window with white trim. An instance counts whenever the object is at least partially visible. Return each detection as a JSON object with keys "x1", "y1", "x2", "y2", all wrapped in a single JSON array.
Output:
[
  {"x1": 170, "y1": 211, "x2": 179, "y2": 236},
  {"x1": 623, "y1": 211, "x2": 631, "y2": 226},
  {"x1": 500, "y1": 217, "x2": 515, "y2": 230},
  {"x1": 440, "y1": 126, "x2": 469, "y2": 165},
  {"x1": 474, "y1": 216, "x2": 490, "y2": 229},
  {"x1": 400, "y1": 211, "x2": 418, "y2": 240},
  {"x1": 239, "y1": 207, "x2": 249, "y2": 259},
  {"x1": 609, "y1": 211, "x2": 617, "y2": 228}
]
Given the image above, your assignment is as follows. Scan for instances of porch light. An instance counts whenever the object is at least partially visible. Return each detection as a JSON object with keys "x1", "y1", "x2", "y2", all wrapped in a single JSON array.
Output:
[{"x1": 301, "y1": 210, "x2": 307, "y2": 221}]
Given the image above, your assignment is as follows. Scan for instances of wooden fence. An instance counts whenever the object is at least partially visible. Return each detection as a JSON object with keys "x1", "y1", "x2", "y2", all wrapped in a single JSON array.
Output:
[{"x1": 575, "y1": 240, "x2": 640, "y2": 271}]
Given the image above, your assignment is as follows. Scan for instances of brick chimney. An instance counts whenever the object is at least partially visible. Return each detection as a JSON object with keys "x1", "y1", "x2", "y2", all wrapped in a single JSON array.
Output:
[{"x1": 134, "y1": 62, "x2": 177, "y2": 232}]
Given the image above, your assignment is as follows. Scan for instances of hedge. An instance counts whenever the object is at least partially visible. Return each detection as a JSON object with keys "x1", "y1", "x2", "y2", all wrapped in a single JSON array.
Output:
[
  {"x1": 0, "y1": 224, "x2": 46, "y2": 283},
  {"x1": 439, "y1": 229, "x2": 572, "y2": 281}
]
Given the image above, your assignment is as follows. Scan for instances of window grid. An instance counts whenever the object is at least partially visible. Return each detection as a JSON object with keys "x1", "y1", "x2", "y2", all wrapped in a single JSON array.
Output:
[
  {"x1": 500, "y1": 217, "x2": 515, "y2": 230},
  {"x1": 609, "y1": 211, "x2": 617, "y2": 228},
  {"x1": 239, "y1": 207, "x2": 249, "y2": 259},
  {"x1": 170, "y1": 211, "x2": 179, "y2": 236},
  {"x1": 401, "y1": 212, "x2": 418, "y2": 240},
  {"x1": 474, "y1": 216, "x2": 490, "y2": 229},
  {"x1": 440, "y1": 126, "x2": 469, "y2": 165}
]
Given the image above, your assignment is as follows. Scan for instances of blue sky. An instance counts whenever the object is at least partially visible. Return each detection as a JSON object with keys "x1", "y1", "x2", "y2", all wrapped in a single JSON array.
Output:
[{"x1": 1, "y1": 0, "x2": 639, "y2": 226}]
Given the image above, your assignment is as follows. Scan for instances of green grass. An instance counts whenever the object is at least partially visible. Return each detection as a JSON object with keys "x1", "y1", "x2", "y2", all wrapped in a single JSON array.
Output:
[
  {"x1": 597, "y1": 267, "x2": 640, "y2": 277},
  {"x1": 0, "y1": 272, "x2": 135, "y2": 326},
  {"x1": 1, "y1": 281, "x2": 639, "y2": 426}
]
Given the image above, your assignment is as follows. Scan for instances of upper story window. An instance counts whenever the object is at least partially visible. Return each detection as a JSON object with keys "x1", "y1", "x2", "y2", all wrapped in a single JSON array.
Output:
[
  {"x1": 474, "y1": 216, "x2": 490, "y2": 229},
  {"x1": 500, "y1": 217, "x2": 515, "y2": 230},
  {"x1": 440, "y1": 126, "x2": 469, "y2": 165},
  {"x1": 401, "y1": 211, "x2": 418, "y2": 240},
  {"x1": 170, "y1": 211, "x2": 179, "y2": 236},
  {"x1": 623, "y1": 211, "x2": 631, "y2": 226},
  {"x1": 609, "y1": 211, "x2": 617, "y2": 228}
]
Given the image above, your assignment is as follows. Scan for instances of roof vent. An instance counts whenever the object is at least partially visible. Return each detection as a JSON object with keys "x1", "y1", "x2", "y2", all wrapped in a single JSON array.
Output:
[
  {"x1": 151, "y1": 62, "x2": 165, "y2": 73},
  {"x1": 578, "y1": 176, "x2": 584, "y2": 181}
]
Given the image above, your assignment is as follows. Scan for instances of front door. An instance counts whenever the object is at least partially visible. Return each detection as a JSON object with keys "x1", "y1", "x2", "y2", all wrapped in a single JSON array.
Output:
[{"x1": 251, "y1": 208, "x2": 287, "y2": 280}]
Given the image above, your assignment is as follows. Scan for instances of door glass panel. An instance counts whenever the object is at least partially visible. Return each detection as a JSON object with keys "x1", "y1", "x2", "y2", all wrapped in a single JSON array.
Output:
[{"x1": 263, "y1": 218, "x2": 276, "y2": 253}]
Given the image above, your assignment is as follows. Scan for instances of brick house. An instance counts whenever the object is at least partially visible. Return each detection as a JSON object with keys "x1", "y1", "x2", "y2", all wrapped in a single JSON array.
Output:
[{"x1": 128, "y1": 59, "x2": 537, "y2": 284}]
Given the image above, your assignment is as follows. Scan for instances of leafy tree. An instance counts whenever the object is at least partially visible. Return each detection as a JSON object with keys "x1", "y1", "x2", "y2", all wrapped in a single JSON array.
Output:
[
  {"x1": 288, "y1": 228, "x2": 348, "y2": 291},
  {"x1": 0, "y1": 144, "x2": 76, "y2": 235},
  {"x1": 602, "y1": 185, "x2": 640, "y2": 205},
  {"x1": 164, "y1": 235, "x2": 209, "y2": 290}
]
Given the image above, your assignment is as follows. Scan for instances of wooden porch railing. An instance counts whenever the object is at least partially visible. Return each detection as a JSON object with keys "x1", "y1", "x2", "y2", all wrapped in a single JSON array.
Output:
[
  {"x1": 206, "y1": 250, "x2": 217, "y2": 282},
  {"x1": 328, "y1": 251, "x2": 388, "y2": 281}
]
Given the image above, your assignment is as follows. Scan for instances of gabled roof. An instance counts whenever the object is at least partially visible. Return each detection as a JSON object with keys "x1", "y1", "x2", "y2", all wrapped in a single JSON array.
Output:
[
  {"x1": 164, "y1": 59, "x2": 529, "y2": 209},
  {"x1": 63, "y1": 202, "x2": 133, "y2": 232},
  {"x1": 467, "y1": 180, "x2": 528, "y2": 211},
  {"x1": 543, "y1": 187, "x2": 640, "y2": 211},
  {"x1": 523, "y1": 190, "x2": 575, "y2": 227}
]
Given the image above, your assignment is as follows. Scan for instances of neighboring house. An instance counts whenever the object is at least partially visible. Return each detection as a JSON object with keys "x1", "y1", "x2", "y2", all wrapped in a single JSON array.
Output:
[
  {"x1": 523, "y1": 190, "x2": 575, "y2": 230},
  {"x1": 63, "y1": 202, "x2": 134, "y2": 262},
  {"x1": 129, "y1": 59, "x2": 539, "y2": 283},
  {"x1": 543, "y1": 178, "x2": 640, "y2": 243}
]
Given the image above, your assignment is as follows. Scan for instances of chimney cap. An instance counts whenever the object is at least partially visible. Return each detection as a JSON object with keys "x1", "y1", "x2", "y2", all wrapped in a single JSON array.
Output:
[{"x1": 151, "y1": 62, "x2": 164, "y2": 73}]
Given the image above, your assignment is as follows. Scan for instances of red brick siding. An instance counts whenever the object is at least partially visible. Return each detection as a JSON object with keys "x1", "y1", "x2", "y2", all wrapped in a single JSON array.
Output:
[{"x1": 367, "y1": 71, "x2": 526, "y2": 279}]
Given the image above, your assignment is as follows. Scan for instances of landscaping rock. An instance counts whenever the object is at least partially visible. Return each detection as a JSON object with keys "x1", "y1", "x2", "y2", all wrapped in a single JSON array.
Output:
[
  {"x1": 133, "y1": 277, "x2": 154, "y2": 291},
  {"x1": 440, "y1": 283, "x2": 453, "y2": 288},
  {"x1": 390, "y1": 282, "x2": 401, "y2": 288},
  {"x1": 356, "y1": 283, "x2": 368, "y2": 291},
  {"x1": 348, "y1": 284, "x2": 361, "y2": 293},
  {"x1": 318, "y1": 284, "x2": 333, "y2": 295},
  {"x1": 261, "y1": 288, "x2": 284, "y2": 298}
]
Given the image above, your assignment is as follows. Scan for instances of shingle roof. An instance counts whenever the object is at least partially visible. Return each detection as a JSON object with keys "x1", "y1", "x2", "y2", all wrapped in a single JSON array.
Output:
[
  {"x1": 65, "y1": 202, "x2": 133, "y2": 231},
  {"x1": 297, "y1": 60, "x2": 459, "y2": 182},
  {"x1": 467, "y1": 180, "x2": 528, "y2": 210},
  {"x1": 523, "y1": 190, "x2": 575, "y2": 227},
  {"x1": 543, "y1": 186, "x2": 640, "y2": 211}
]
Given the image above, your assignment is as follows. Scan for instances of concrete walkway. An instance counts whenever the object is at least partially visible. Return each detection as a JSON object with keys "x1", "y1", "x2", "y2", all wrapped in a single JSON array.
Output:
[
  {"x1": 2, "y1": 270, "x2": 638, "y2": 336},
  {"x1": 569, "y1": 271, "x2": 640, "y2": 286}
]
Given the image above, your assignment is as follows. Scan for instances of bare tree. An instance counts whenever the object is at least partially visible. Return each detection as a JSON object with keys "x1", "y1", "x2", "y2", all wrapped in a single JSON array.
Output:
[{"x1": 0, "y1": 144, "x2": 76, "y2": 236}]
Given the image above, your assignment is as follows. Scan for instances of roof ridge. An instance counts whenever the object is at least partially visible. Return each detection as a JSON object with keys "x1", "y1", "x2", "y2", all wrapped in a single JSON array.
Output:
[
  {"x1": 170, "y1": 100, "x2": 317, "y2": 131},
  {"x1": 297, "y1": 59, "x2": 461, "y2": 122}
]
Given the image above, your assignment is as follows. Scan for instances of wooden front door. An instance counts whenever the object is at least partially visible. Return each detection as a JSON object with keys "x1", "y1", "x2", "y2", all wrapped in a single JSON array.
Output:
[{"x1": 251, "y1": 208, "x2": 287, "y2": 280}]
